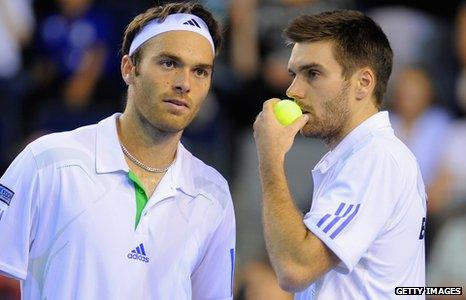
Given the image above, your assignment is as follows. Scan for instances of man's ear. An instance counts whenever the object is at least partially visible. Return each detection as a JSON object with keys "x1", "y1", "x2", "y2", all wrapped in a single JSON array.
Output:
[
  {"x1": 121, "y1": 55, "x2": 135, "y2": 85},
  {"x1": 354, "y1": 67, "x2": 375, "y2": 101}
]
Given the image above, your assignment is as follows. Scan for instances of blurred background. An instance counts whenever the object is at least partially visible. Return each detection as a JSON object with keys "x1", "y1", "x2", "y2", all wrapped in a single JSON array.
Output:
[{"x1": 1, "y1": 0, "x2": 465, "y2": 299}]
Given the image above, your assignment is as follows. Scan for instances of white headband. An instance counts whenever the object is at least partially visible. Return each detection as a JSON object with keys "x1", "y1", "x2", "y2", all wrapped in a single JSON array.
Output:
[{"x1": 129, "y1": 13, "x2": 215, "y2": 56}]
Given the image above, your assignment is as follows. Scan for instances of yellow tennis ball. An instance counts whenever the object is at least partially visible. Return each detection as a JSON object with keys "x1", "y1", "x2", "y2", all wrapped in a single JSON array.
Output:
[{"x1": 273, "y1": 100, "x2": 303, "y2": 125}]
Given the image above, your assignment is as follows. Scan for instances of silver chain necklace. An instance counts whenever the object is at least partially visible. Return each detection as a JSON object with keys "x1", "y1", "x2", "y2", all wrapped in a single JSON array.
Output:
[{"x1": 120, "y1": 143, "x2": 173, "y2": 173}]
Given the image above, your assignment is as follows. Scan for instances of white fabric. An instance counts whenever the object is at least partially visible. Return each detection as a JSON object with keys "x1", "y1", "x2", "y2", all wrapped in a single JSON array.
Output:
[
  {"x1": 0, "y1": 113, "x2": 235, "y2": 300},
  {"x1": 129, "y1": 13, "x2": 215, "y2": 56},
  {"x1": 295, "y1": 111, "x2": 426, "y2": 300}
]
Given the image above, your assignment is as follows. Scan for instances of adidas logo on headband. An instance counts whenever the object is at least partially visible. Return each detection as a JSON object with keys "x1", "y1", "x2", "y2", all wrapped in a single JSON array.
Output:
[
  {"x1": 128, "y1": 13, "x2": 215, "y2": 56},
  {"x1": 183, "y1": 19, "x2": 201, "y2": 28}
]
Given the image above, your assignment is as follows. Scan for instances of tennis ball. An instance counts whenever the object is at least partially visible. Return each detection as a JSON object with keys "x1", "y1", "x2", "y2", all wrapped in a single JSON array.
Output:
[{"x1": 273, "y1": 100, "x2": 303, "y2": 126}]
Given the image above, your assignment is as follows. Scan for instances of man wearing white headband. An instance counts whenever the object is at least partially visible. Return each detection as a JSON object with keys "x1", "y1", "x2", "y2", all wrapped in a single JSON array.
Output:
[{"x1": 0, "y1": 2, "x2": 235, "y2": 299}]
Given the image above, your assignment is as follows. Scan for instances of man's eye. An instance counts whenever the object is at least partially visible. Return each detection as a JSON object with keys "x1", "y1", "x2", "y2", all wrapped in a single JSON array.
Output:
[
  {"x1": 160, "y1": 60, "x2": 176, "y2": 68},
  {"x1": 308, "y1": 70, "x2": 320, "y2": 79},
  {"x1": 195, "y1": 68, "x2": 209, "y2": 78}
]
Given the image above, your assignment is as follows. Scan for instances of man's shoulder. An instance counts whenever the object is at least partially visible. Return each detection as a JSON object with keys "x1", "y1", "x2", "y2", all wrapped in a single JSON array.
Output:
[
  {"x1": 180, "y1": 147, "x2": 231, "y2": 208},
  {"x1": 26, "y1": 123, "x2": 99, "y2": 169},
  {"x1": 352, "y1": 131, "x2": 418, "y2": 168}
]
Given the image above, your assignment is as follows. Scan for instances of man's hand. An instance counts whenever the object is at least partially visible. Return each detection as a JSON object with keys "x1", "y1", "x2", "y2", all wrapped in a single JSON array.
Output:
[{"x1": 253, "y1": 98, "x2": 309, "y2": 164}]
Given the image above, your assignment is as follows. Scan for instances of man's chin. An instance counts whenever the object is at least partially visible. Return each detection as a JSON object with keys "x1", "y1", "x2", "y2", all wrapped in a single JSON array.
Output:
[
  {"x1": 143, "y1": 117, "x2": 187, "y2": 134},
  {"x1": 300, "y1": 126, "x2": 320, "y2": 138},
  {"x1": 157, "y1": 122, "x2": 188, "y2": 134}
]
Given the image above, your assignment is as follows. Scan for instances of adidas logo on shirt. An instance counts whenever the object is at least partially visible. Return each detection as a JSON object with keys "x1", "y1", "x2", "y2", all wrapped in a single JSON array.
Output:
[
  {"x1": 127, "y1": 243, "x2": 150, "y2": 263},
  {"x1": 182, "y1": 19, "x2": 201, "y2": 28}
]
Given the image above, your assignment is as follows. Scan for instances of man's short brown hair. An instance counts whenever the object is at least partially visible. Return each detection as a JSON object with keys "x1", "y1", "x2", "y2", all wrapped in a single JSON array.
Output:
[
  {"x1": 284, "y1": 10, "x2": 393, "y2": 107},
  {"x1": 121, "y1": 2, "x2": 222, "y2": 68}
]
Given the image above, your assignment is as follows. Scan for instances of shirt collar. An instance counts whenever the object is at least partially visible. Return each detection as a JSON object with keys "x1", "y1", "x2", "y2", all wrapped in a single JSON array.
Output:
[
  {"x1": 170, "y1": 143, "x2": 197, "y2": 197},
  {"x1": 315, "y1": 111, "x2": 392, "y2": 173},
  {"x1": 96, "y1": 113, "x2": 129, "y2": 174},
  {"x1": 95, "y1": 113, "x2": 197, "y2": 197}
]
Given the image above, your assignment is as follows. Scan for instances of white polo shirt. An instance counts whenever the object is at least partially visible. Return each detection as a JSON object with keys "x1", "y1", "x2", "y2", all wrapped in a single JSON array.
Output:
[
  {"x1": 0, "y1": 113, "x2": 236, "y2": 300},
  {"x1": 295, "y1": 111, "x2": 426, "y2": 300}
]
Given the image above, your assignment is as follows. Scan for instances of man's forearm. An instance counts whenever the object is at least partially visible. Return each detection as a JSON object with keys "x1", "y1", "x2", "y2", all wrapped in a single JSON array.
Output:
[{"x1": 259, "y1": 158, "x2": 312, "y2": 277}]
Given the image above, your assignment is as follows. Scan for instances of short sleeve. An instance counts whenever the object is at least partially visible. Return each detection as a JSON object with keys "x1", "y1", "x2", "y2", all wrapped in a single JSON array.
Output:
[
  {"x1": 191, "y1": 193, "x2": 236, "y2": 300},
  {"x1": 303, "y1": 149, "x2": 402, "y2": 274},
  {"x1": 0, "y1": 146, "x2": 40, "y2": 280}
]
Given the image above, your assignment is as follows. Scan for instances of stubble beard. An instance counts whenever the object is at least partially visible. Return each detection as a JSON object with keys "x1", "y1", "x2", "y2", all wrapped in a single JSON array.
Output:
[{"x1": 301, "y1": 84, "x2": 351, "y2": 147}]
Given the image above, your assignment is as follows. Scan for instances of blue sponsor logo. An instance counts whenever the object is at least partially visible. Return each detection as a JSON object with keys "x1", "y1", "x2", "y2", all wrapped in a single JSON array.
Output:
[
  {"x1": 0, "y1": 184, "x2": 14, "y2": 206},
  {"x1": 317, "y1": 202, "x2": 361, "y2": 239},
  {"x1": 419, "y1": 217, "x2": 426, "y2": 240},
  {"x1": 127, "y1": 243, "x2": 149, "y2": 263},
  {"x1": 230, "y1": 248, "x2": 235, "y2": 296}
]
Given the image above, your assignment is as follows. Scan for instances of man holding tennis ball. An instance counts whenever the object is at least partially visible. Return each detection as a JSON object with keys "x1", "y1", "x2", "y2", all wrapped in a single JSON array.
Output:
[{"x1": 254, "y1": 10, "x2": 426, "y2": 299}]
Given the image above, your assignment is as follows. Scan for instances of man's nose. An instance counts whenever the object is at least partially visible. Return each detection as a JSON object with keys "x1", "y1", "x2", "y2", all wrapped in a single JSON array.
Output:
[
  {"x1": 286, "y1": 77, "x2": 305, "y2": 100},
  {"x1": 173, "y1": 69, "x2": 191, "y2": 94}
]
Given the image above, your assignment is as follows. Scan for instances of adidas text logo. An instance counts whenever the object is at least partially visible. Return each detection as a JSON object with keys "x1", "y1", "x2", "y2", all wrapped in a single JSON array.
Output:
[
  {"x1": 183, "y1": 19, "x2": 201, "y2": 28},
  {"x1": 127, "y1": 243, "x2": 149, "y2": 263}
]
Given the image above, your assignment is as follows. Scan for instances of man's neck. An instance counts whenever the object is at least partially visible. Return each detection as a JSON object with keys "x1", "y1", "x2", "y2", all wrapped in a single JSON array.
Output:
[
  {"x1": 328, "y1": 105, "x2": 379, "y2": 150},
  {"x1": 117, "y1": 112, "x2": 181, "y2": 169}
]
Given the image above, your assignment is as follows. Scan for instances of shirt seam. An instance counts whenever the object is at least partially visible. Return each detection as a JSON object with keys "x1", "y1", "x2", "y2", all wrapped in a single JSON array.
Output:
[{"x1": 27, "y1": 146, "x2": 41, "y2": 256}]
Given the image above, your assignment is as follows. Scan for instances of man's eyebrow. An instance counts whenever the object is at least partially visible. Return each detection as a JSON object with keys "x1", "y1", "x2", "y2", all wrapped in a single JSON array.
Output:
[
  {"x1": 298, "y1": 63, "x2": 324, "y2": 73},
  {"x1": 156, "y1": 52, "x2": 213, "y2": 69},
  {"x1": 156, "y1": 52, "x2": 182, "y2": 62},
  {"x1": 194, "y1": 63, "x2": 213, "y2": 70},
  {"x1": 289, "y1": 62, "x2": 324, "y2": 74}
]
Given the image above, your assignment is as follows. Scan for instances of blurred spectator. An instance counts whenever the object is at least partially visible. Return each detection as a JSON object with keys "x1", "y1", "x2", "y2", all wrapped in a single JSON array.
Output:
[
  {"x1": 429, "y1": 1, "x2": 466, "y2": 213},
  {"x1": 428, "y1": 153, "x2": 466, "y2": 296},
  {"x1": 391, "y1": 66, "x2": 452, "y2": 187},
  {"x1": 428, "y1": 212, "x2": 466, "y2": 299},
  {"x1": 428, "y1": 121, "x2": 466, "y2": 214},
  {"x1": 0, "y1": 0, "x2": 33, "y2": 79},
  {"x1": 390, "y1": 65, "x2": 453, "y2": 258},
  {"x1": 28, "y1": 0, "x2": 117, "y2": 137},
  {"x1": 368, "y1": 6, "x2": 440, "y2": 77},
  {"x1": 368, "y1": 6, "x2": 455, "y2": 107},
  {"x1": 0, "y1": 0, "x2": 34, "y2": 170},
  {"x1": 455, "y1": 2, "x2": 466, "y2": 115},
  {"x1": 427, "y1": 5, "x2": 466, "y2": 293}
]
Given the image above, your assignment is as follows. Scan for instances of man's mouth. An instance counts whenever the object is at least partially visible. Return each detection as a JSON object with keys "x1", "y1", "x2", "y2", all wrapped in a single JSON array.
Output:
[
  {"x1": 163, "y1": 98, "x2": 189, "y2": 108},
  {"x1": 295, "y1": 103, "x2": 310, "y2": 114}
]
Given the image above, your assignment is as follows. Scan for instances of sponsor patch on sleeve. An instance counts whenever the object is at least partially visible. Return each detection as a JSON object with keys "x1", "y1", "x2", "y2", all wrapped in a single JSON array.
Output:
[{"x1": 0, "y1": 184, "x2": 14, "y2": 206}]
